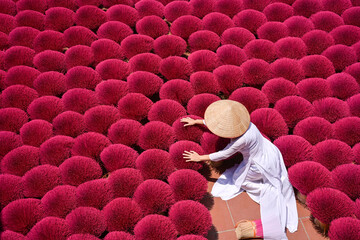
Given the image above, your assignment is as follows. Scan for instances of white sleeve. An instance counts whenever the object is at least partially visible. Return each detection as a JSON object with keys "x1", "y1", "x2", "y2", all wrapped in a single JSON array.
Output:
[{"x1": 209, "y1": 137, "x2": 246, "y2": 162}]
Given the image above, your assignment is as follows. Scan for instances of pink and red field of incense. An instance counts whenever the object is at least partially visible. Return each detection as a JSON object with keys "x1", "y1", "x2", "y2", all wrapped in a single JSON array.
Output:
[{"x1": 0, "y1": 0, "x2": 360, "y2": 239}]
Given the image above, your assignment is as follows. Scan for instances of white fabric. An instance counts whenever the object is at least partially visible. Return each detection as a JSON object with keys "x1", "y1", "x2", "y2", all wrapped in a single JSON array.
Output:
[{"x1": 209, "y1": 122, "x2": 298, "y2": 240}]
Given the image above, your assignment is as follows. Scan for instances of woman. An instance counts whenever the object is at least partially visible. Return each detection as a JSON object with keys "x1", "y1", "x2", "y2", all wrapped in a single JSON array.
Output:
[{"x1": 182, "y1": 100, "x2": 298, "y2": 240}]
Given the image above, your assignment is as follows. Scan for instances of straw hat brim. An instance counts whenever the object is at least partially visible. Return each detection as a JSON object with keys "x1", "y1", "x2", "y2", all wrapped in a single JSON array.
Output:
[{"x1": 204, "y1": 100, "x2": 250, "y2": 138}]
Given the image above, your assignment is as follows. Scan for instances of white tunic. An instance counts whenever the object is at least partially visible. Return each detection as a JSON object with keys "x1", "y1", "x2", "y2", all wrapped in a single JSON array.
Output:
[{"x1": 209, "y1": 122, "x2": 298, "y2": 240}]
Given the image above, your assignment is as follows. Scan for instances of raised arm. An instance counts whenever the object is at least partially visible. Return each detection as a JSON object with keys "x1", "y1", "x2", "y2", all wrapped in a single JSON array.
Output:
[{"x1": 180, "y1": 117, "x2": 205, "y2": 127}]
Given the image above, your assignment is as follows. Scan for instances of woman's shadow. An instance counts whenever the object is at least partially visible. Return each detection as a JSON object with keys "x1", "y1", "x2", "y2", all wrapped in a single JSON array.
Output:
[{"x1": 199, "y1": 154, "x2": 243, "y2": 240}]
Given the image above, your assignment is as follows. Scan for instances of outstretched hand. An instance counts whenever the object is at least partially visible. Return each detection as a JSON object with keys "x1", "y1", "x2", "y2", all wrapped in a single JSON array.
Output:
[
  {"x1": 180, "y1": 117, "x2": 197, "y2": 127},
  {"x1": 183, "y1": 150, "x2": 202, "y2": 162}
]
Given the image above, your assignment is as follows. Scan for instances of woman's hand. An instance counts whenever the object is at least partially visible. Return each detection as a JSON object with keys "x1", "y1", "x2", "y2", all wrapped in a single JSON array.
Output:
[
  {"x1": 180, "y1": 117, "x2": 198, "y2": 127},
  {"x1": 183, "y1": 150, "x2": 201, "y2": 162},
  {"x1": 183, "y1": 151, "x2": 210, "y2": 162}
]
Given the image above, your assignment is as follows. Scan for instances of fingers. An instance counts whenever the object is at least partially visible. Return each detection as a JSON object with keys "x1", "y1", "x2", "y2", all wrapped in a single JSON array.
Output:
[
  {"x1": 183, "y1": 151, "x2": 194, "y2": 162},
  {"x1": 183, "y1": 151, "x2": 197, "y2": 156},
  {"x1": 180, "y1": 117, "x2": 194, "y2": 127},
  {"x1": 184, "y1": 157, "x2": 194, "y2": 162},
  {"x1": 183, "y1": 150, "x2": 199, "y2": 162},
  {"x1": 180, "y1": 117, "x2": 191, "y2": 122}
]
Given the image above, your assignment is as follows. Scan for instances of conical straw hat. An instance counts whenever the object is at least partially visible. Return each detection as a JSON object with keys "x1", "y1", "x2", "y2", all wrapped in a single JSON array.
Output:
[{"x1": 204, "y1": 100, "x2": 250, "y2": 138}]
